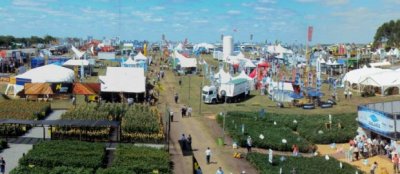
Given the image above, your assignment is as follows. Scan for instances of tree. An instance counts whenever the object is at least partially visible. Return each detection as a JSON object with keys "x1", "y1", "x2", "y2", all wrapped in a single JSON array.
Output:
[
  {"x1": 44, "y1": 35, "x2": 56, "y2": 44},
  {"x1": 373, "y1": 19, "x2": 400, "y2": 48}
]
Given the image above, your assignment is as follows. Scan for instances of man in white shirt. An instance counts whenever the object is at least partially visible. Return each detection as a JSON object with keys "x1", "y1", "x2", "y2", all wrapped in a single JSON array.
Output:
[
  {"x1": 216, "y1": 167, "x2": 224, "y2": 174},
  {"x1": 205, "y1": 147, "x2": 211, "y2": 164}
]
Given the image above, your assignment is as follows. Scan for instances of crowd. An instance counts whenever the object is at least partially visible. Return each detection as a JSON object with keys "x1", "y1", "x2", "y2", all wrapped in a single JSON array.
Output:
[{"x1": 349, "y1": 135, "x2": 392, "y2": 161}]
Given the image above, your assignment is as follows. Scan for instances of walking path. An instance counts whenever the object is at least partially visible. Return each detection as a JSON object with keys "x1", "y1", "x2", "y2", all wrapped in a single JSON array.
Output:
[
  {"x1": 161, "y1": 71, "x2": 257, "y2": 174},
  {"x1": 0, "y1": 110, "x2": 66, "y2": 174}
]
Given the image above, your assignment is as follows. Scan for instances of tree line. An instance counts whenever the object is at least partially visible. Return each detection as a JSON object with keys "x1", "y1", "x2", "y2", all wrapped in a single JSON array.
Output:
[
  {"x1": 373, "y1": 19, "x2": 400, "y2": 49},
  {"x1": 0, "y1": 35, "x2": 57, "y2": 48}
]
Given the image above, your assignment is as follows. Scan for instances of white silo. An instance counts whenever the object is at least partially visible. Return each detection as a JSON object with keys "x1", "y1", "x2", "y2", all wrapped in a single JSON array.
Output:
[{"x1": 223, "y1": 36, "x2": 233, "y2": 61}]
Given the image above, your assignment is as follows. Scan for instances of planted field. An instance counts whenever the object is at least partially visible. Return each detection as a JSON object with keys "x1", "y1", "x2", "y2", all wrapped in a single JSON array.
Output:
[
  {"x1": 54, "y1": 103, "x2": 164, "y2": 143},
  {"x1": 0, "y1": 100, "x2": 51, "y2": 120},
  {"x1": 11, "y1": 140, "x2": 105, "y2": 174},
  {"x1": 247, "y1": 152, "x2": 362, "y2": 174},
  {"x1": 98, "y1": 144, "x2": 171, "y2": 174},
  {"x1": 219, "y1": 111, "x2": 357, "y2": 152}
]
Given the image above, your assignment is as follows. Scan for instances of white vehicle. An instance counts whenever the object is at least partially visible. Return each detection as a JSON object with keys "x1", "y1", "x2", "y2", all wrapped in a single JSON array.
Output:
[{"x1": 202, "y1": 78, "x2": 250, "y2": 104}]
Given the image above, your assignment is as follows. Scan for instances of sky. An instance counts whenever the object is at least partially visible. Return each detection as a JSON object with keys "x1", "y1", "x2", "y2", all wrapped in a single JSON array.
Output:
[{"x1": 0, "y1": 0, "x2": 400, "y2": 44}]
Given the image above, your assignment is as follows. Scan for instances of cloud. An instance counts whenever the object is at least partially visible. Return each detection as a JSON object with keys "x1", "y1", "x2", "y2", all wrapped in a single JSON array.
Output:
[
  {"x1": 192, "y1": 19, "x2": 208, "y2": 24},
  {"x1": 132, "y1": 11, "x2": 164, "y2": 22},
  {"x1": 174, "y1": 11, "x2": 192, "y2": 16},
  {"x1": 150, "y1": 6, "x2": 165, "y2": 11},
  {"x1": 258, "y1": 0, "x2": 276, "y2": 3},
  {"x1": 295, "y1": 0, "x2": 348, "y2": 5},
  {"x1": 227, "y1": 10, "x2": 241, "y2": 15},
  {"x1": 254, "y1": 7, "x2": 274, "y2": 13},
  {"x1": 12, "y1": 0, "x2": 47, "y2": 7}
]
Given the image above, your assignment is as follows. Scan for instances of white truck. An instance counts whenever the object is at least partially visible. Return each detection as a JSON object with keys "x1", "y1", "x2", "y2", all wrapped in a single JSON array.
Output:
[{"x1": 202, "y1": 78, "x2": 250, "y2": 104}]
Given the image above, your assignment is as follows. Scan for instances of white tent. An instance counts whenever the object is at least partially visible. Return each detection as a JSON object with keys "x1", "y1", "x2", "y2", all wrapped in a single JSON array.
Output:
[
  {"x1": 233, "y1": 71, "x2": 254, "y2": 90},
  {"x1": 193, "y1": 43, "x2": 215, "y2": 52},
  {"x1": 369, "y1": 60, "x2": 391, "y2": 68},
  {"x1": 5, "y1": 64, "x2": 74, "y2": 96},
  {"x1": 360, "y1": 71, "x2": 400, "y2": 95},
  {"x1": 63, "y1": 59, "x2": 89, "y2": 66},
  {"x1": 134, "y1": 52, "x2": 147, "y2": 61},
  {"x1": 122, "y1": 57, "x2": 137, "y2": 67},
  {"x1": 267, "y1": 44, "x2": 293, "y2": 59},
  {"x1": 174, "y1": 43, "x2": 183, "y2": 51},
  {"x1": 343, "y1": 67, "x2": 392, "y2": 87},
  {"x1": 71, "y1": 45, "x2": 85, "y2": 59},
  {"x1": 174, "y1": 50, "x2": 197, "y2": 68},
  {"x1": 99, "y1": 67, "x2": 145, "y2": 93},
  {"x1": 214, "y1": 69, "x2": 232, "y2": 84}
]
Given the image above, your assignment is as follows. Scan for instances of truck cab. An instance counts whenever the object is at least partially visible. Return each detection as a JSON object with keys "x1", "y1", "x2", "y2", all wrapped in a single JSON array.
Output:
[{"x1": 202, "y1": 85, "x2": 218, "y2": 104}]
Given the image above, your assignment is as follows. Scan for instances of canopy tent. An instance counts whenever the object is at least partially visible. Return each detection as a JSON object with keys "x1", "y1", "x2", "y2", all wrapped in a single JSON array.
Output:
[
  {"x1": 5, "y1": 64, "x2": 74, "y2": 97},
  {"x1": 359, "y1": 71, "x2": 400, "y2": 95},
  {"x1": 267, "y1": 44, "x2": 293, "y2": 59},
  {"x1": 173, "y1": 50, "x2": 197, "y2": 68},
  {"x1": 226, "y1": 52, "x2": 245, "y2": 63},
  {"x1": 214, "y1": 69, "x2": 232, "y2": 84},
  {"x1": 174, "y1": 43, "x2": 183, "y2": 51},
  {"x1": 122, "y1": 57, "x2": 137, "y2": 67},
  {"x1": 134, "y1": 52, "x2": 148, "y2": 61},
  {"x1": 99, "y1": 67, "x2": 145, "y2": 93},
  {"x1": 24, "y1": 83, "x2": 53, "y2": 95},
  {"x1": 73, "y1": 83, "x2": 100, "y2": 95},
  {"x1": 71, "y1": 45, "x2": 85, "y2": 59},
  {"x1": 233, "y1": 71, "x2": 255, "y2": 90},
  {"x1": 193, "y1": 43, "x2": 215, "y2": 52},
  {"x1": 369, "y1": 60, "x2": 391, "y2": 68},
  {"x1": 63, "y1": 59, "x2": 90, "y2": 66},
  {"x1": 342, "y1": 67, "x2": 392, "y2": 87},
  {"x1": 269, "y1": 81, "x2": 295, "y2": 102}
]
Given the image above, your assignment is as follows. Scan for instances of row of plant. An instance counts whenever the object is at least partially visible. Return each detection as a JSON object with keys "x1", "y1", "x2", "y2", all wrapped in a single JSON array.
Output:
[
  {"x1": 0, "y1": 100, "x2": 51, "y2": 120},
  {"x1": 218, "y1": 111, "x2": 357, "y2": 152},
  {"x1": 55, "y1": 103, "x2": 164, "y2": 143},
  {"x1": 246, "y1": 152, "x2": 362, "y2": 174},
  {"x1": 18, "y1": 140, "x2": 105, "y2": 169},
  {"x1": 11, "y1": 141, "x2": 171, "y2": 174},
  {"x1": 99, "y1": 144, "x2": 171, "y2": 174}
]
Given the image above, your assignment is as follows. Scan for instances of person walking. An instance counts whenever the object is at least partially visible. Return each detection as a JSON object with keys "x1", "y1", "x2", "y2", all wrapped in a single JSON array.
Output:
[
  {"x1": 292, "y1": 144, "x2": 299, "y2": 157},
  {"x1": 187, "y1": 106, "x2": 192, "y2": 117},
  {"x1": 174, "y1": 93, "x2": 179, "y2": 104},
  {"x1": 370, "y1": 161, "x2": 377, "y2": 174},
  {"x1": 246, "y1": 136, "x2": 252, "y2": 153},
  {"x1": 187, "y1": 134, "x2": 192, "y2": 150},
  {"x1": 392, "y1": 153, "x2": 399, "y2": 173},
  {"x1": 0, "y1": 157, "x2": 5, "y2": 174},
  {"x1": 170, "y1": 111, "x2": 174, "y2": 122},
  {"x1": 205, "y1": 147, "x2": 211, "y2": 164},
  {"x1": 179, "y1": 78, "x2": 182, "y2": 86},
  {"x1": 216, "y1": 167, "x2": 224, "y2": 174}
]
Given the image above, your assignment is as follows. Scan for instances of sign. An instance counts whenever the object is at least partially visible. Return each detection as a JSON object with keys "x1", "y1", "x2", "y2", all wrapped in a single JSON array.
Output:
[
  {"x1": 308, "y1": 26, "x2": 313, "y2": 42},
  {"x1": 51, "y1": 83, "x2": 72, "y2": 94},
  {"x1": 16, "y1": 78, "x2": 31, "y2": 86},
  {"x1": 358, "y1": 106, "x2": 395, "y2": 138},
  {"x1": 268, "y1": 149, "x2": 273, "y2": 163}
]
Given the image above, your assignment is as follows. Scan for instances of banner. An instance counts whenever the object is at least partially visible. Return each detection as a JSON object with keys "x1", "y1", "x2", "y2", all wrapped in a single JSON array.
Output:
[
  {"x1": 51, "y1": 83, "x2": 73, "y2": 94},
  {"x1": 358, "y1": 106, "x2": 395, "y2": 138},
  {"x1": 16, "y1": 78, "x2": 31, "y2": 86},
  {"x1": 308, "y1": 26, "x2": 313, "y2": 42}
]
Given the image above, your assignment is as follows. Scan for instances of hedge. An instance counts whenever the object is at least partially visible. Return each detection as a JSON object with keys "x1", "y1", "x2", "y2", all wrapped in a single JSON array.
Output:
[
  {"x1": 247, "y1": 152, "x2": 362, "y2": 174},
  {"x1": 218, "y1": 111, "x2": 357, "y2": 152}
]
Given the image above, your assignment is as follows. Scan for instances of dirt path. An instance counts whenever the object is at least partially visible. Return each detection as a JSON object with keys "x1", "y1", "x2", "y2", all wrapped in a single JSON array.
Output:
[{"x1": 159, "y1": 71, "x2": 258, "y2": 174}]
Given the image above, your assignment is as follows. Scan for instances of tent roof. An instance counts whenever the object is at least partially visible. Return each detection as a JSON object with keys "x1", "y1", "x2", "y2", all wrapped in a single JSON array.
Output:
[
  {"x1": 16, "y1": 64, "x2": 74, "y2": 83},
  {"x1": 360, "y1": 71, "x2": 400, "y2": 87},
  {"x1": 134, "y1": 52, "x2": 147, "y2": 61},
  {"x1": 123, "y1": 57, "x2": 136, "y2": 65},
  {"x1": 24, "y1": 83, "x2": 53, "y2": 95},
  {"x1": 343, "y1": 67, "x2": 392, "y2": 84},
  {"x1": 233, "y1": 71, "x2": 253, "y2": 81},
  {"x1": 214, "y1": 69, "x2": 232, "y2": 83},
  {"x1": 73, "y1": 83, "x2": 100, "y2": 95},
  {"x1": 174, "y1": 50, "x2": 197, "y2": 68},
  {"x1": 63, "y1": 59, "x2": 89, "y2": 66},
  {"x1": 99, "y1": 67, "x2": 145, "y2": 93}
]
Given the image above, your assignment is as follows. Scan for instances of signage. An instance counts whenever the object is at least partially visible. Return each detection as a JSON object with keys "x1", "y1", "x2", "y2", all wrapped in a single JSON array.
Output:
[
  {"x1": 51, "y1": 83, "x2": 72, "y2": 94},
  {"x1": 308, "y1": 26, "x2": 313, "y2": 42},
  {"x1": 358, "y1": 106, "x2": 395, "y2": 138},
  {"x1": 16, "y1": 78, "x2": 31, "y2": 86},
  {"x1": 268, "y1": 149, "x2": 273, "y2": 164}
]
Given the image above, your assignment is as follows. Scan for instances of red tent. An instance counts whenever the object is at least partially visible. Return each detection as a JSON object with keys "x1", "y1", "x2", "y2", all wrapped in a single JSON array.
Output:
[
  {"x1": 0, "y1": 50, "x2": 6, "y2": 58},
  {"x1": 249, "y1": 68, "x2": 257, "y2": 78},
  {"x1": 257, "y1": 61, "x2": 269, "y2": 67}
]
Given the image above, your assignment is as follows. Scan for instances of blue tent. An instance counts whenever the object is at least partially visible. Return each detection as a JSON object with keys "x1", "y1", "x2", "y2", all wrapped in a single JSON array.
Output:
[
  {"x1": 307, "y1": 89, "x2": 324, "y2": 97},
  {"x1": 289, "y1": 92, "x2": 304, "y2": 99}
]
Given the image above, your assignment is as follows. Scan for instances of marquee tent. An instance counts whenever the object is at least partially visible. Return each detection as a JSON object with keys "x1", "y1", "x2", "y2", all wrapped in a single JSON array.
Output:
[
  {"x1": 214, "y1": 69, "x2": 232, "y2": 84},
  {"x1": 342, "y1": 67, "x2": 391, "y2": 88},
  {"x1": 63, "y1": 59, "x2": 90, "y2": 66},
  {"x1": 5, "y1": 64, "x2": 74, "y2": 96},
  {"x1": 359, "y1": 71, "x2": 400, "y2": 95},
  {"x1": 122, "y1": 57, "x2": 137, "y2": 67},
  {"x1": 369, "y1": 60, "x2": 391, "y2": 68},
  {"x1": 174, "y1": 50, "x2": 197, "y2": 68},
  {"x1": 134, "y1": 52, "x2": 148, "y2": 61},
  {"x1": 99, "y1": 67, "x2": 145, "y2": 93},
  {"x1": 233, "y1": 70, "x2": 254, "y2": 90}
]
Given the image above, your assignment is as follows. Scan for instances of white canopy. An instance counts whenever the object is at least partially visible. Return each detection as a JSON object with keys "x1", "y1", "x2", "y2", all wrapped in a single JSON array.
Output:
[
  {"x1": 174, "y1": 50, "x2": 197, "y2": 68},
  {"x1": 369, "y1": 60, "x2": 391, "y2": 68},
  {"x1": 63, "y1": 59, "x2": 89, "y2": 66},
  {"x1": 233, "y1": 71, "x2": 253, "y2": 81},
  {"x1": 214, "y1": 69, "x2": 232, "y2": 84},
  {"x1": 99, "y1": 67, "x2": 145, "y2": 93},
  {"x1": 123, "y1": 57, "x2": 136, "y2": 65},
  {"x1": 360, "y1": 71, "x2": 400, "y2": 87},
  {"x1": 17, "y1": 64, "x2": 74, "y2": 83},
  {"x1": 71, "y1": 45, "x2": 84, "y2": 59},
  {"x1": 175, "y1": 43, "x2": 183, "y2": 51},
  {"x1": 193, "y1": 43, "x2": 215, "y2": 51},
  {"x1": 134, "y1": 52, "x2": 147, "y2": 61},
  {"x1": 5, "y1": 64, "x2": 74, "y2": 97},
  {"x1": 343, "y1": 67, "x2": 392, "y2": 85}
]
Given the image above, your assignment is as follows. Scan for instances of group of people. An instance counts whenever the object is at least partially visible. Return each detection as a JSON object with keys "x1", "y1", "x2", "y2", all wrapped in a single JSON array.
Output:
[
  {"x1": 180, "y1": 134, "x2": 192, "y2": 151},
  {"x1": 349, "y1": 135, "x2": 391, "y2": 161},
  {"x1": 181, "y1": 105, "x2": 192, "y2": 117},
  {"x1": 344, "y1": 89, "x2": 353, "y2": 99}
]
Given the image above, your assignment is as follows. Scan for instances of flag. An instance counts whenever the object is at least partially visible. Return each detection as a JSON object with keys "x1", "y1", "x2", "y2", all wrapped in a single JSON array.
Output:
[
  {"x1": 308, "y1": 26, "x2": 313, "y2": 42},
  {"x1": 308, "y1": 72, "x2": 312, "y2": 87}
]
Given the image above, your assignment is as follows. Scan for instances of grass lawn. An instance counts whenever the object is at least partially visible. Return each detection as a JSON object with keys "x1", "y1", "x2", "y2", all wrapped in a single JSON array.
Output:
[{"x1": 171, "y1": 54, "x2": 400, "y2": 116}]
